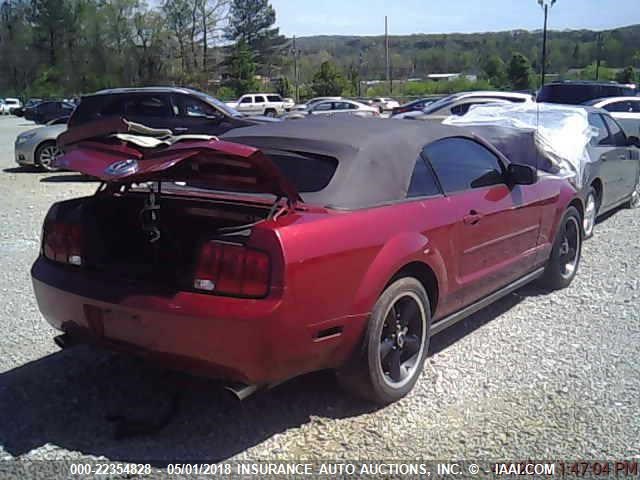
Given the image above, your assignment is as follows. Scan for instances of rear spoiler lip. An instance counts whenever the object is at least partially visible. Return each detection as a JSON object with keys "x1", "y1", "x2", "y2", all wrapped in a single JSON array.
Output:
[{"x1": 55, "y1": 117, "x2": 302, "y2": 206}]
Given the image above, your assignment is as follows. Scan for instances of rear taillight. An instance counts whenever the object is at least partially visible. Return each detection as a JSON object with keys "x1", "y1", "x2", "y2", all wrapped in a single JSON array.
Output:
[
  {"x1": 194, "y1": 242, "x2": 270, "y2": 298},
  {"x1": 43, "y1": 223, "x2": 84, "y2": 266}
]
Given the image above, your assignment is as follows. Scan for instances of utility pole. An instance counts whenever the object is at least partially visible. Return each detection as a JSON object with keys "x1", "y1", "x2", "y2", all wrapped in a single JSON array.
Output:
[
  {"x1": 358, "y1": 51, "x2": 364, "y2": 97},
  {"x1": 538, "y1": 0, "x2": 556, "y2": 87},
  {"x1": 385, "y1": 16, "x2": 391, "y2": 94},
  {"x1": 292, "y1": 35, "x2": 299, "y2": 103},
  {"x1": 595, "y1": 32, "x2": 603, "y2": 80}
]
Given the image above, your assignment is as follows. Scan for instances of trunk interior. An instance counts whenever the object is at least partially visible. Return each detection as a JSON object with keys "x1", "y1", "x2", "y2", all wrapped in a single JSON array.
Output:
[{"x1": 76, "y1": 189, "x2": 274, "y2": 288}]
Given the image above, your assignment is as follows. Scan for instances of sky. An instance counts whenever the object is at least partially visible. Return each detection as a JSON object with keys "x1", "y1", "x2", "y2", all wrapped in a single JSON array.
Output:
[{"x1": 269, "y1": 0, "x2": 640, "y2": 37}]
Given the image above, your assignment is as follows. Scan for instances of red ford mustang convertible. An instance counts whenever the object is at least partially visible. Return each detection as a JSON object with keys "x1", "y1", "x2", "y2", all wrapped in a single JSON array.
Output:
[{"x1": 32, "y1": 117, "x2": 583, "y2": 404}]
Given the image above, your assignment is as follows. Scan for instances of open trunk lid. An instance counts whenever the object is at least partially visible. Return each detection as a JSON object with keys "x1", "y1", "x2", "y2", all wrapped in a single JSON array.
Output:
[{"x1": 56, "y1": 117, "x2": 302, "y2": 205}]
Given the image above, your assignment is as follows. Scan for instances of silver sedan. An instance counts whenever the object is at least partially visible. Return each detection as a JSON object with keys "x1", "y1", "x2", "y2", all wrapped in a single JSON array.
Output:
[{"x1": 14, "y1": 119, "x2": 66, "y2": 171}]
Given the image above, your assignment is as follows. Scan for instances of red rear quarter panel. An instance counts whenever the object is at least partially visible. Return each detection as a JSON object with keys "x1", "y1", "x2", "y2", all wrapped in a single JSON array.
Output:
[{"x1": 274, "y1": 199, "x2": 456, "y2": 358}]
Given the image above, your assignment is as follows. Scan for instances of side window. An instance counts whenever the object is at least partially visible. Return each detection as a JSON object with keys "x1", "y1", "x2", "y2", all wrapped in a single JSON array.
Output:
[
  {"x1": 254, "y1": 95, "x2": 266, "y2": 103},
  {"x1": 240, "y1": 96, "x2": 253, "y2": 104},
  {"x1": 124, "y1": 95, "x2": 173, "y2": 117},
  {"x1": 334, "y1": 102, "x2": 351, "y2": 110},
  {"x1": 589, "y1": 113, "x2": 611, "y2": 146},
  {"x1": 424, "y1": 138, "x2": 505, "y2": 194},
  {"x1": 450, "y1": 102, "x2": 473, "y2": 116},
  {"x1": 631, "y1": 101, "x2": 640, "y2": 113},
  {"x1": 602, "y1": 115, "x2": 627, "y2": 147},
  {"x1": 604, "y1": 101, "x2": 631, "y2": 113},
  {"x1": 267, "y1": 95, "x2": 282, "y2": 102},
  {"x1": 100, "y1": 97, "x2": 127, "y2": 117},
  {"x1": 178, "y1": 96, "x2": 219, "y2": 118},
  {"x1": 407, "y1": 157, "x2": 441, "y2": 198},
  {"x1": 313, "y1": 102, "x2": 332, "y2": 111}
]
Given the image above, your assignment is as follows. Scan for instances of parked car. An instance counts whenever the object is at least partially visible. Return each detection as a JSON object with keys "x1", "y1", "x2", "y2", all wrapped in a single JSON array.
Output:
[
  {"x1": 537, "y1": 80, "x2": 637, "y2": 105},
  {"x1": 578, "y1": 107, "x2": 640, "y2": 237},
  {"x1": 1, "y1": 97, "x2": 22, "y2": 114},
  {"x1": 68, "y1": 87, "x2": 279, "y2": 135},
  {"x1": 14, "y1": 116, "x2": 68, "y2": 171},
  {"x1": 391, "y1": 97, "x2": 444, "y2": 117},
  {"x1": 284, "y1": 99, "x2": 379, "y2": 119},
  {"x1": 11, "y1": 98, "x2": 43, "y2": 117},
  {"x1": 282, "y1": 97, "x2": 295, "y2": 111},
  {"x1": 226, "y1": 93, "x2": 288, "y2": 117},
  {"x1": 290, "y1": 96, "x2": 343, "y2": 112},
  {"x1": 583, "y1": 97, "x2": 640, "y2": 138},
  {"x1": 368, "y1": 97, "x2": 400, "y2": 113},
  {"x1": 34, "y1": 117, "x2": 583, "y2": 404},
  {"x1": 395, "y1": 91, "x2": 534, "y2": 120},
  {"x1": 25, "y1": 101, "x2": 75, "y2": 124}
]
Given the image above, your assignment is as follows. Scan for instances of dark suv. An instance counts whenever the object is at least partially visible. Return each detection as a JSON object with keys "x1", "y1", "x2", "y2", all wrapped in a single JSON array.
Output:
[
  {"x1": 25, "y1": 101, "x2": 75, "y2": 124},
  {"x1": 68, "y1": 87, "x2": 278, "y2": 135},
  {"x1": 537, "y1": 81, "x2": 637, "y2": 105}
]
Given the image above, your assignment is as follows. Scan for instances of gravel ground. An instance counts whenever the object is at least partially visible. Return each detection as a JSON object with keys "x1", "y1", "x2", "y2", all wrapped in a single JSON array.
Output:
[{"x1": 0, "y1": 115, "x2": 639, "y2": 471}]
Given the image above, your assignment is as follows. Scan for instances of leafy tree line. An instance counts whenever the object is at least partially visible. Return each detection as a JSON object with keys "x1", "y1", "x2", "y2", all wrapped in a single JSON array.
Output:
[
  {"x1": 0, "y1": 0, "x2": 286, "y2": 98},
  {"x1": 0, "y1": 0, "x2": 638, "y2": 100},
  {"x1": 294, "y1": 25, "x2": 640, "y2": 87}
]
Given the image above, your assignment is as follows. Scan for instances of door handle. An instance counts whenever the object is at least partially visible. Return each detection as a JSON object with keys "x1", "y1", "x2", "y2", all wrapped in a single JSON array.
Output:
[
  {"x1": 174, "y1": 127, "x2": 188, "y2": 133},
  {"x1": 463, "y1": 210, "x2": 483, "y2": 225}
]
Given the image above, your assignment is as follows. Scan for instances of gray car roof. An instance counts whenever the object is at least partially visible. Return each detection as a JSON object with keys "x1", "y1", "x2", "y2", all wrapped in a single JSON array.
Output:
[
  {"x1": 222, "y1": 117, "x2": 516, "y2": 209},
  {"x1": 89, "y1": 86, "x2": 199, "y2": 97}
]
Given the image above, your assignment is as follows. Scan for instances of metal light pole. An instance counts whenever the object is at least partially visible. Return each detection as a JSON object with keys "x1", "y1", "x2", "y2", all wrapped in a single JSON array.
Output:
[
  {"x1": 291, "y1": 36, "x2": 300, "y2": 103},
  {"x1": 538, "y1": 0, "x2": 556, "y2": 87},
  {"x1": 385, "y1": 16, "x2": 391, "y2": 94},
  {"x1": 595, "y1": 32, "x2": 603, "y2": 80}
]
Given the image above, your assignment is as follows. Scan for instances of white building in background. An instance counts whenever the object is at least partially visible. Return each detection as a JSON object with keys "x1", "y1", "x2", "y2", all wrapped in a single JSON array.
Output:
[{"x1": 427, "y1": 73, "x2": 478, "y2": 82}]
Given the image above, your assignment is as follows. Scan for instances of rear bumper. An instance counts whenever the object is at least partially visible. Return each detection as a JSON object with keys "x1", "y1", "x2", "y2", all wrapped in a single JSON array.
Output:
[{"x1": 31, "y1": 257, "x2": 358, "y2": 384}]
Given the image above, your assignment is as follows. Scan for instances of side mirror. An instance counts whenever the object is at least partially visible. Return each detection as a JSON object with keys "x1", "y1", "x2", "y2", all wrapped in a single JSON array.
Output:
[
  {"x1": 507, "y1": 163, "x2": 537, "y2": 186},
  {"x1": 627, "y1": 136, "x2": 640, "y2": 148}
]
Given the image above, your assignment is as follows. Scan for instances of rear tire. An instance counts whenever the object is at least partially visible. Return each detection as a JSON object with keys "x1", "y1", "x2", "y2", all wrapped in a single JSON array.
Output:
[
  {"x1": 540, "y1": 206, "x2": 582, "y2": 290},
  {"x1": 35, "y1": 141, "x2": 61, "y2": 172},
  {"x1": 582, "y1": 187, "x2": 598, "y2": 238},
  {"x1": 337, "y1": 277, "x2": 431, "y2": 404}
]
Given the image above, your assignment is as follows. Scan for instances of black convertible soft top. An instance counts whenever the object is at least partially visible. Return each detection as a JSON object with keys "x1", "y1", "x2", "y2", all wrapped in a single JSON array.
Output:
[{"x1": 222, "y1": 117, "x2": 550, "y2": 209}]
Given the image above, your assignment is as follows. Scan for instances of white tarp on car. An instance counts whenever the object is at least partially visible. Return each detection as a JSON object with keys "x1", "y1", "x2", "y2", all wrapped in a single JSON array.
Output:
[{"x1": 443, "y1": 103, "x2": 598, "y2": 187}]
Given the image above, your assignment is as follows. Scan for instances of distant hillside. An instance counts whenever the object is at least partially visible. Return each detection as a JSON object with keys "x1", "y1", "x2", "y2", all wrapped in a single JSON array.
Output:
[{"x1": 290, "y1": 24, "x2": 640, "y2": 82}]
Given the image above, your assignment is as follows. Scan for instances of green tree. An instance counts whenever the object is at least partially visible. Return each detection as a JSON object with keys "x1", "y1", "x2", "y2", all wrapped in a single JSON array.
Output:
[
  {"x1": 224, "y1": 0, "x2": 286, "y2": 68},
  {"x1": 346, "y1": 64, "x2": 360, "y2": 96},
  {"x1": 227, "y1": 40, "x2": 259, "y2": 95},
  {"x1": 216, "y1": 85, "x2": 236, "y2": 100},
  {"x1": 482, "y1": 54, "x2": 507, "y2": 87},
  {"x1": 507, "y1": 53, "x2": 532, "y2": 90},
  {"x1": 616, "y1": 66, "x2": 635, "y2": 84},
  {"x1": 275, "y1": 75, "x2": 291, "y2": 97},
  {"x1": 30, "y1": 0, "x2": 71, "y2": 66},
  {"x1": 311, "y1": 61, "x2": 346, "y2": 96}
]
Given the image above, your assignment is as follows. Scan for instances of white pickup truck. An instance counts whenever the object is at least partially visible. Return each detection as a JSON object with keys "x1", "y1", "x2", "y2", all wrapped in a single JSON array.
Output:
[{"x1": 226, "y1": 93, "x2": 292, "y2": 117}]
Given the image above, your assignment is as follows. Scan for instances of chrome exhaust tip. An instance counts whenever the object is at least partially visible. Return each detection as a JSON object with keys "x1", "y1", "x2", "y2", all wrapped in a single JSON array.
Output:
[{"x1": 224, "y1": 383, "x2": 260, "y2": 401}]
